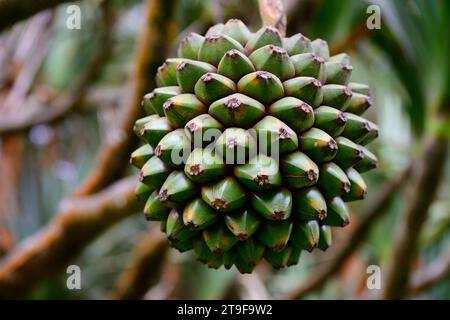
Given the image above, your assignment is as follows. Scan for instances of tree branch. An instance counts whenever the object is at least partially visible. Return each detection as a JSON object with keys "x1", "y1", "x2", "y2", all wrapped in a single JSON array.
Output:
[
  {"x1": 0, "y1": 176, "x2": 141, "y2": 299},
  {"x1": 384, "y1": 133, "x2": 449, "y2": 299},
  {"x1": 0, "y1": 2, "x2": 114, "y2": 135},
  {"x1": 258, "y1": 0, "x2": 286, "y2": 36},
  {"x1": 108, "y1": 225, "x2": 169, "y2": 300},
  {"x1": 73, "y1": 0, "x2": 177, "y2": 196},
  {"x1": 0, "y1": 0, "x2": 75, "y2": 32},
  {"x1": 409, "y1": 251, "x2": 450, "y2": 296},
  {"x1": 285, "y1": 165, "x2": 412, "y2": 300}
]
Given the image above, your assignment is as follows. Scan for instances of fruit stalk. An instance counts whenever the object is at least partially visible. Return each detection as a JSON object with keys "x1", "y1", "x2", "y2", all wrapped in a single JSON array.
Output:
[{"x1": 258, "y1": 0, "x2": 287, "y2": 36}]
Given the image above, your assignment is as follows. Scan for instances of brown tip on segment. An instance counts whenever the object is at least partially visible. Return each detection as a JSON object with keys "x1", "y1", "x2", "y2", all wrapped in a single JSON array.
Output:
[
  {"x1": 272, "y1": 210, "x2": 285, "y2": 220},
  {"x1": 273, "y1": 243, "x2": 285, "y2": 252},
  {"x1": 226, "y1": 49, "x2": 238, "y2": 58},
  {"x1": 337, "y1": 112, "x2": 347, "y2": 125},
  {"x1": 158, "y1": 189, "x2": 168, "y2": 201},
  {"x1": 343, "y1": 87, "x2": 353, "y2": 97},
  {"x1": 254, "y1": 174, "x2": 270, "y2": 186},
  {"x1": 256, "y1": 71, "x2": 272, "y2": 80},
  {"x1": 167, "y1": 235, "x2": 175, "y2": 241},
  {"x1": 211, "y1": 198, "x2": 228, "y2": 210},
  {"x1": 186, "y1": 122, "x2": 199, "y2": 132},
  {"x1": 201, "y1": 73, "x2": 213, "y2": 82},
  {"x1": 144, "y1": 215, "x2": 151, "y2": 221},
  {"x1": 365, "y1": 97, "x2": 373, "y2": 107},
  {"x1": 154, "y1": 145, "x2": 162, "y2": 157},
  {"x1": 197, "y1": 258, "x2": 207, "y2": 264},
  {"x1": 343, "y1": 182, "x2": 351, "y2": 193},
  {"x1": 299, "y1": 103, "x2": 311, "y2": 113},
  {"x1": 206, "y1": 34, "x2": 221, "y2": 41},
  {"x1": 226, "y1": 138, "x2": 237, "y2": 149},
  {"x1": 185, "y1": 220, "x2": 198, "y2": 230},
  {"x1": 306, "y1": 245, "x2": 316, "y2": 253},
  {"x1": 356, "y1": 148, "x2": 365, "y2": 160},
  {"x1": 237, "y1": 233, "x2": 248, "y2": 241},
  {"x1": 163, "y1": 99, "x2": 173, "y2": 110},
  {"x1": 312, "y1": 79, "x2": 322, "y2": 88},
  {"x1": 342, "y1": 64, "x2": 353, "y2": 72},
  {"x1": 176, "y1": 61, "x2": 187, "y2": 71},
  {"x1": 306, "y1": 169, "x2": 317, "y2": 181},
  {"x1": 138, "y1": 171, "x2": 144, "y2": 182},
  {"x1": 212, "y1": 247, "x2": 223, "y2": 254},
  {"x1": 341, "y1": 219, "x2": 350, "y2": 227},
  {"x1": 313, "y1": 55, "x2": 325, "y2": 64},
  {"x1": 327, "y1": 139, "x2": 338, "y2": 150},
  {"x1": 189, "y1": 164, "x2": 203, "y2": 176},
  {"x1": 271, "y1": 46, "x2": 286, "y2": 55},
  {"x1": 278, "y1": 127, "x2": 291, "y2": 139},
  {"x1": 158, "y1": 63, "x2": 166, "y2": 72},
  {"x1": 225, "y1": 97, "x2": 241, "y2": 109},
  {"x1": 266, "y1": 26, "x2": 279, "y2": 33},
  {"x1": 317, "y1": 209, "x2": 327, "y2": 221},
  {"x1": 362, "y1": 189, "x2": 368, "y2": 198}
]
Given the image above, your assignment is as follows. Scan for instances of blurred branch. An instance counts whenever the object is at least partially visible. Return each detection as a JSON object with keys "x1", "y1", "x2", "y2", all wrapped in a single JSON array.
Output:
[
  {"x1": 0, "y1": 0, "x2": 76, "y2": 32},
  {"x1": 286, "y1": 165, "x2": 413, "y2": 300},
  {"x1": 74, "y1": 0, "x2": 177, "y2": 196},
  {"x1": 258, "y1": 0, "x2": 286, "y2": 36},
  {"x1": 0, "y1": 176, "x2": 140, "y2": 299},
  {"x1": 330, "y1": 20, "x2": 370, "y2": 55},
  {"x1": 108, "y1": 225, "x2": 169, "y2": 300},
  {"x1": 0, "y1": 3, "x2": 114, "y2": 135},
  {"x1": 384, "y1": 130, "x2": 450, "y2": 299},
  {"x1": 409, "y1": 251, "x2": 450, "y2": 296}
]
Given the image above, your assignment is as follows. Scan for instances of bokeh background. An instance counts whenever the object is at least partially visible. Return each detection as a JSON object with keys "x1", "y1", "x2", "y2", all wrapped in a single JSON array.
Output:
[{"x1": 0, "y1": 0, "x2": 449, "y2": 299}]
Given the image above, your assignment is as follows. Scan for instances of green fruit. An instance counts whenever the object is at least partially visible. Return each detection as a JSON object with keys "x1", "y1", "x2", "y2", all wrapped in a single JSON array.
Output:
[
  {"x1": 209, "y1": 93, "x2": 265, "y2": 128},
  {"x1": 283, "y1": 33, "x2": 312, "y2": 56},
  {"x1": 268, "y1": 97, "x2": 314, "y2": 135},
  {"x1": 314, "y1": 106, "x2": 347, "y2": 137},
  {"x1": 251, "y1": 188, "x2": 293, "y2": 221},
  {"x1": 178, "y1": 33, "x2": 204, "y2": 59},
  {"x1": 283, "y1": 77, "x2": 323, "y2": 107},
  {"x1": 342, "y1": 167, "x2": 368, "y2": 202},
  {"x1": 256, "y1": 220, "x2": 293, "y2": 252},
  {"x1": 184, "y1": 148, "x2": 226, "y2": 184},
  {"x1": 183, "y1": 197, "x2": 218, "y2": 230},
  {"x1": 234, "y1": 154, "x2": 282, "y2": 191},
  {"x1": 163, "y1": 93, "x2": 207, "y2": 128},
  {"x1": 291, "y1": 52, "x2": 326, "y2": 83},
  {"x1": 225, "y1": 209, "x2": 261, "y2": 240},
  {"x1": 249, "y1": 45, "x2": 295, "y2": 81},
  {"x1": 201, "y1": 177, "x2": 246, "y2": 212},
  {"x1": 238, "y1": 71, "x2": 284, "y2": 105},
  {"x1": 292, "y1": 187, "x2": 327, "y2": 222},
  {"x1": 203, "y1": 224, "x2": 238, "y2": 254},
  {"x1": 317, "y1": 162, "x2": 351, "y2": 198},
  {"x1": 253, "y1": 116, "x2": 299, "y2": 155},
  {"x1": 299, "y1": 128, "x2": 338, "y2": 163},
  {"x1": 135, "y1": 182, "x2": 153, "y2": 202},
  {"x1": 144, "y1": 190, "x2": 170, "y2": 221},
  {"x1": 310, "y1": 38, "x2": 330, "y2": 60},
  {"x1": 194, "y1": 73, "x2": 236, "y2": 105},
  {"x1": 318, "y1": 225, "x2": 332, "y2": 251},
  {"x1": 143, "y1": 86, "x2": 181, "y2": 116},
  {"x1": 264, "y1": 246, "x2": 292, "y2": 269},
  {"x1": 353, "y1": 146, "x2": 378, "y2": 173},
  {"x1": 280, "y1": 151, "x2": 319, "y2": 189},
  {"x1": 324, "y1": 197, "x2": 350, "y2": 227},
  {"x1": 184, "y1": 114, "x2": 224, "y2": 147},
  {"x1": 132, "y1": 20, "x2": 377, "y2": 272},
  {"x1": 130, "y1": 144, "x2": 154, "y2": 169},
  {"x1": 322, "y1": 84, "x2": 353, "y2": 110},
  {"x1": 290, "y1": 220, "x2": 320, "y2": 251}
]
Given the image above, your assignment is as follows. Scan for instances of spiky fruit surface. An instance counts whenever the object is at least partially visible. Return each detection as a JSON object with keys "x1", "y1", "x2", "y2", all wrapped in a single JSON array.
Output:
[{"x1": 132, "y1": 20, "x2": 379, "y2": 273}]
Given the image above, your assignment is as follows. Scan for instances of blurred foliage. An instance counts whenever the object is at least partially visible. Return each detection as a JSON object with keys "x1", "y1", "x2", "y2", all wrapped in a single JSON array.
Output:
[{"x1": 0, "y1": 0, "x2": 449, "y2": 299}]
